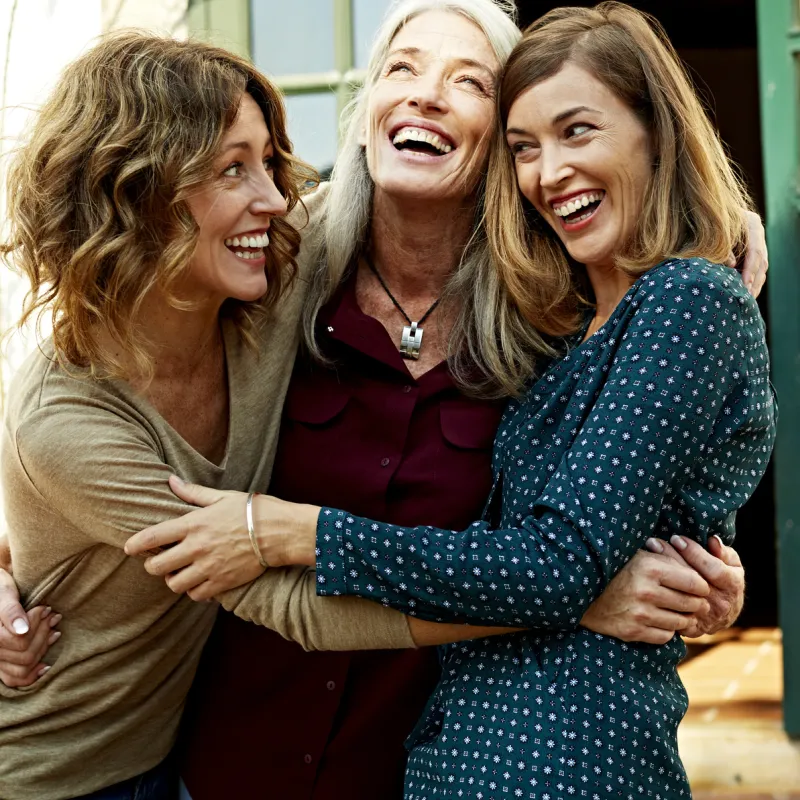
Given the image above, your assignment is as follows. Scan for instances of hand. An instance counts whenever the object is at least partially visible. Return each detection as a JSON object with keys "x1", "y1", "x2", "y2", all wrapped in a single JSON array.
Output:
[
  {"x1": 0, "y1": 605, "x2": 62, "y2": 688},
  {"x1": 0, "y1": 567, "x2": 29, "y2": 637},
  {"x1": 645, "y1": 534, "x2": 744, "y2": 638},
  {"x1": 124, "y1": 476, "x2": 319, "y2": 601},
  {"x1": 580, "y1": 549, "x2": 711, "y2": 645},
  {"x1": 730, "y1": 208, "x2": 768, "y2": 298}
]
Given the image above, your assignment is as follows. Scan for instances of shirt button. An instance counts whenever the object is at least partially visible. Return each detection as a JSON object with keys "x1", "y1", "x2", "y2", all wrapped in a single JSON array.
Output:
[
  {"x1": 402, "y1": 385, "x2": 412, "y2": 393},
  {"x1": 304, "y1": 754, "x2": 313, "y2": 765},
  {"x1": 326, "y1": 680, "x2": 336, "y2": 691},
  {"x1": 380, "y1": 457, "x2": 391, "y2": 467}
]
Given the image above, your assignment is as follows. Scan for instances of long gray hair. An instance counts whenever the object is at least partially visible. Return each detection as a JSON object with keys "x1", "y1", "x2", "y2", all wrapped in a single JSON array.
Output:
[{"x1": 303, "y1": 0, "x2": 553, "y2": 397}]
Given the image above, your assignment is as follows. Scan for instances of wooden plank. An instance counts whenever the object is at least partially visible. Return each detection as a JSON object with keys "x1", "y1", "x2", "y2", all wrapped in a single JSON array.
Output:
[
  {"x1": 679, "y1": 630, "x2": 800, "y2": 790},
  {"x1": 756, "y1": 0, "x2": 800, "y2": 736}
]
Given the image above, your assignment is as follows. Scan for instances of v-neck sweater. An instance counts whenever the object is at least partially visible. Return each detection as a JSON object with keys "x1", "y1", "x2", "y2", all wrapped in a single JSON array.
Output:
[{"x1": 0, "y1": 184, "x2": 414, "y2": 800}]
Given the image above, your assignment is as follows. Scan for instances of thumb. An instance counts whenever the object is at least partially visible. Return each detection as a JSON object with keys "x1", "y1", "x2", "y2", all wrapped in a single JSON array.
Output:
[
  {"x1": 0, "y1": 569, "x2": 29, "y2": 635},
  {"x1": 169, "y1": 475, "x2": 225, "y2": 508},
  {"x1": 710, "y1": 534, "x2": 742, "y2": 568}
]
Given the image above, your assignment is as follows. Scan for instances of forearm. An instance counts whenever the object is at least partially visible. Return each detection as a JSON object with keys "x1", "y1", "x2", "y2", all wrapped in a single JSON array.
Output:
[
  {"x1": 408, "y1": 618, "x2": 524, "y2": 647},
  {"x1": 218, "y1": 566, "x2": 416, "y2": 652}
]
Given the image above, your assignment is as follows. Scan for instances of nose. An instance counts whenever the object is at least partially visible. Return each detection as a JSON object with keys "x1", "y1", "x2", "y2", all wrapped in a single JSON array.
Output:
[
  {"x1": 251, "y1": 171, "x2": 288, "y2": 218},
  {"x1": 407, "y1": 71, "x2": 450, "y2": 115},
  {"x1": 538, "y1": 143, "x2": 573, "y2": 190}
]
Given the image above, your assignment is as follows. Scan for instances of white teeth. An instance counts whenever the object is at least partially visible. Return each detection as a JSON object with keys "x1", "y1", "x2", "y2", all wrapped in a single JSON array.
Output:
[
  {"x1": 553, "y1": 191, "x2": 604, "y2": 217},
  {"x1": 391, "y1": 126, "x2": 453, "y2": 155},
  {"x1": 225, "y1": 231, "x2": 270, "y2": 255}
]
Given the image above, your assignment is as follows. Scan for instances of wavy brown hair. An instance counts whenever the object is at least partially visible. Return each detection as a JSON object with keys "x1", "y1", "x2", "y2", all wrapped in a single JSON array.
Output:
[
  {"x1": 1, "y1": 32, "x2": 317, "y2": 380},
  {"x1": 485, "y1": 1, "x2": 752, "y2": 340}
]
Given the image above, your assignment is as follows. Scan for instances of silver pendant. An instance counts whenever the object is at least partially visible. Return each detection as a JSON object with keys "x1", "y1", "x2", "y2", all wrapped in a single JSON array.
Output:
[{"x1": 400, "y1": 321, "x2": 424, "y2": 360}]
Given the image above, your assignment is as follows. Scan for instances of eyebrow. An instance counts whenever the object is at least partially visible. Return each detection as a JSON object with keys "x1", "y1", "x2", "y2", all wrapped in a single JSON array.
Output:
[
  {"x1": 506, "y1": 106, "x2": 600, "y2": 137},
  {"x1": 220, "y1": 136, "x2": 273, "y2": 154},
  {"x1": 551, "y1": 105, "x2": 599, "y2": 125},
  {"x1": 387, "y1": 46, "x2": 496, "y2": 78}
]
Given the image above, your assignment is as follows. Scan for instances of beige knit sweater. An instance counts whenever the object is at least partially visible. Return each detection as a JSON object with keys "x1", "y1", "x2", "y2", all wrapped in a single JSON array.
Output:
[{"x1": 0, "y1": 185, "x2": 414, "y2": 800}]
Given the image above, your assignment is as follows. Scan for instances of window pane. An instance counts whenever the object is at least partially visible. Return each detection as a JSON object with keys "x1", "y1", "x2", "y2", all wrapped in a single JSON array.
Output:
[
  {"x1": 284, "y1": 92, "x2": 339, "y2": 172},
  {"x1": 251, "y1": 0, "x2": 335, "y2": 75},
  {"x1": 354, "y1": 0, "x2": 393, "y2": 69}
]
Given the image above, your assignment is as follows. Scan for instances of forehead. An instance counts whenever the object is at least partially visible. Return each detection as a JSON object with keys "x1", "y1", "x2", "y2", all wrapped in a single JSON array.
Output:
[
  {"x1": 224, "y1": 93, "x2": 271, "y2": 142},
  {"x1": 390, "y1": 10, "x2": 499, "y2": 71},
  {"x1": 507, "y1": 62, "x2": 630, "y2": 125}
]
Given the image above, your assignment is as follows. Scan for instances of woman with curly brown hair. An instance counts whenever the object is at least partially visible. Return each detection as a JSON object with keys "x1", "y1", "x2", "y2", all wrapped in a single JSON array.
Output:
[{"x1": 0, "y1": 32, "x2": 463, "y2": 800}]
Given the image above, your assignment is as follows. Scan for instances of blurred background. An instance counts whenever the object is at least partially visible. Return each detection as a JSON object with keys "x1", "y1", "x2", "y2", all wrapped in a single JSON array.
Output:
[{"x1": 1, "y1": 1, "x2": 799, "y2": 794}]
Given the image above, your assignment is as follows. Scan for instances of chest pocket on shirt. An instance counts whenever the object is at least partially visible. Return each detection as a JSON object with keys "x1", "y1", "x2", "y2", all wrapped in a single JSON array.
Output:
[
  {"x1": 283, "y1": 373, "x2": 350, "y2": 425},
  {"x1": 439, "y1": 398, "x2": 501, "y2": 450}
]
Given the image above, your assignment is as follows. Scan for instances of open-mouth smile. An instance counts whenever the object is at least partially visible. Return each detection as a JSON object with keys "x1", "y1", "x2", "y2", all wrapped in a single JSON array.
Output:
[
  {"x1": 550, "y1": 190, "x2": 606, "y2": 230},
  {"x1": 224, "y1": 231, "x2": 269, "y2": 261},
  {"x1": 389, "y1": 124, "x2": 456, "y2": 158}
]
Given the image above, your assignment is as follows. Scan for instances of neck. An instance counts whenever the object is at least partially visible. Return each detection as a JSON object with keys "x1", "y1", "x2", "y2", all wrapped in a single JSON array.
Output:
[
  {"x1": 369, "y1": 189, "x2": 476, "y2": 297},
  {"x1": 100, "y1": 290, "x2": 224, "y2": 385},
  {"x1": 585, "y1": 262, "x2": 634, "y2": 323}
]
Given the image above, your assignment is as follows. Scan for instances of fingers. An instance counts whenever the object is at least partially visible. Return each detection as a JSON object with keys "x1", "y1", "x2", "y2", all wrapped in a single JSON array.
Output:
[
  {"x1": 144, "y1": 542, "x2": 196, "y2": 577},
  {"x1": 187, "y1": 581, "x2": 219, "y2": 603},
  {"x1": 637, "y1": 550, "x2": 710, "y2": 597},
  {"x1": 646, "y1": 538, "x2": 689, "y2": 567},
  {"x1": 649, "y1": 586, "x2": 711, "y2": 615},
  {"x1": 125, "y1": 516, "x2": 190, "y2": 557},
  {"x1": 669, "y1": 535, "x2": 739, "y2": 588},
  {"x1": 0, "y1": 569, "x2": 28, "y2": 636},
  {"x1": 168, "y1": 476, "x2": 226, "y2": 507},
  {"x1": 740, "y1": 209, "x2": 768, "y2": 298},
  {"x1": 0, "y1": 606, "x2": 61, "y2": 687},
  {"x1": 708, "y1": 534, "x2": 743, "y2": 568},
  {"x1": 164, "y1": 566, "x2": 208, "y2": 596}
]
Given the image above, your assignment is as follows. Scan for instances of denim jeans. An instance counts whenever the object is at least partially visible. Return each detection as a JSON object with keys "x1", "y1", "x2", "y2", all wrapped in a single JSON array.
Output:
[{"x1": 72, "y1": 758, "x2": 177, "y2": 800}]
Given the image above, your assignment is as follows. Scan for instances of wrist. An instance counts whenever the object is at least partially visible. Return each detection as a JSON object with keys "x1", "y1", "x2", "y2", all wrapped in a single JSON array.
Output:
[{"x1": 253, "y1": 495, "x2": 319, "y2": 568}]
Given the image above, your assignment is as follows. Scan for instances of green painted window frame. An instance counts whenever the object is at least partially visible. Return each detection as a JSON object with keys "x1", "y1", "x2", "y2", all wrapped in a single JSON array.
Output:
[
  {"x1": 188, "y1": 0, "x2": 363, "y2": 121},
  {"x1": 758, "y1": 0, "x2": 800, "y2": 737}
]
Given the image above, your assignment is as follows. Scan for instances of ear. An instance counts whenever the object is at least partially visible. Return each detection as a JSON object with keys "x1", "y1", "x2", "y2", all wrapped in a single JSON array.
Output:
[{"x1": 357, "y1": 122, "x2": 368, "y2": 148}]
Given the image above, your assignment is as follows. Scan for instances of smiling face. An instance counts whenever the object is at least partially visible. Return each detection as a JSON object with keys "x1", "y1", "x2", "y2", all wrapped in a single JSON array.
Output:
[
  {"x1": 506, "y1": 62, "x2": 653, "y2": 272},
  {"x1": 185, "y1": 92, "x2": 287, "y2": 306},
  {"x1": 364, "y1": 10, "x2": 500, "y2": 203}
]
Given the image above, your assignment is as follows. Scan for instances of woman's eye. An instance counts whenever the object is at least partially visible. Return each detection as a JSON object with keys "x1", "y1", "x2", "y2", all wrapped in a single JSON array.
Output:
[
  {"x1": 510, "y1": 142, "x2": 535, "y2": 157},
  {"x1": 263, "y1": 157, "x2": 274, "y2": 173},
  {"x1": 222, "y1": 162, "x2": 242, "y2": 177},
  {"x1": 566, "y1": 123, "x2": 593, "y2": 138},
  {"x1": 458, "y1": 76, "x2": 485, "y2": 92},
  {"x1": 386, "y1": 61, "x2": 413, "y2": 76}
]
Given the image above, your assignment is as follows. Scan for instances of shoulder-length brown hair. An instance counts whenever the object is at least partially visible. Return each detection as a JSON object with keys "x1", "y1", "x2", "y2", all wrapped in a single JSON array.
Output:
[
  {"x1": 485, "y1": 1, "x2": 752, "y2": 340},
  {"x1": 1, "y1": 32, "x2": 316, "y2": 380}
]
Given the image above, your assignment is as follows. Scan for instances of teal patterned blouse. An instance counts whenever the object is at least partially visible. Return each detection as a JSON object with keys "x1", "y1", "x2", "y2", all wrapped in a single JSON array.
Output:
[{"x1": 316, "y1": 258, "x2": 776, "y2": 800}]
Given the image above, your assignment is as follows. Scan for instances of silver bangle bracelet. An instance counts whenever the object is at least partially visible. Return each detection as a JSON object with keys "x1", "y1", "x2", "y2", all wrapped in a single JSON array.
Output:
[{"x1": 246, "y1": 492, "x2": 269, "y2": 569}]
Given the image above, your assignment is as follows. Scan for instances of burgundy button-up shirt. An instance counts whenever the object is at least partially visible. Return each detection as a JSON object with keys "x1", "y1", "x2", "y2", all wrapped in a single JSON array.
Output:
[{"x1": 180, "y1": 272, "x2": 505, "y2": 800}]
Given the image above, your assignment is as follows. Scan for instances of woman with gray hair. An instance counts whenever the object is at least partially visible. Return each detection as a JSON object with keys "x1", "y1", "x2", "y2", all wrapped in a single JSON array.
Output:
[{"x1": 116, "y1": 1, "x2": 762, "y2": 798}]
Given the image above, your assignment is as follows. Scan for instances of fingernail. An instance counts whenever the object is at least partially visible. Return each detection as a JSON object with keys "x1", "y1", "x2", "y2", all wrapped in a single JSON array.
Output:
[
  {"x1": 42, "y1": 607, "x2": 51, "y2": 619},
  {"x1": 171, "y1": 475, "x2": 185, "y2": 485},
  {"x1": 49, "y1": 613, "x2": 63, "y2": 627},
  {"x1": 646, "y1": 538, "x2": 663, "y2": 553},
  {"x1": 48, "y1": 631, "x2": 61, "y2": 645},
  {"x1": 670, "y1": 535, "x2": 688, "y2": 551},
  {"x1": 37, "y1": 665, "x2": 50, "y2": 677},
  {"x1": 12, "y1": 618, "x2": 29, "y2": 635},
  {"x1": 712, "y1": 534, "x2": 724, "y2": 546}
]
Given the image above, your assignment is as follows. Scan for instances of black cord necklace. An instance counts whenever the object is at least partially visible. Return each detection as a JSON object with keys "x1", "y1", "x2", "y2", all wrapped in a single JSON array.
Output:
[{"x1": 364, "y1": 252, "x2": 442, "y2": 360}]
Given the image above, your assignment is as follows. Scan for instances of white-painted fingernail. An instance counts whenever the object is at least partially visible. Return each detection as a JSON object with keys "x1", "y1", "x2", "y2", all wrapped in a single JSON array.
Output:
[
  {"x1": 712, "y1": 534, "x2": 724, "y2": 547},
  {"x1": 646, "y1": 538, "x2": 663, "y2": 553},
  {"x1": 37, "y1": 665, "x2": 50, "y2": 677},
  {"x1": 12, "y1": 618, "x2": 29, "y2": 635},
  {"x1": 670, "y1": 535, "x2": 688, "y2": 551},
  {"x1": 48, "y1": 631, "x2": 61, "y2": 645}
]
